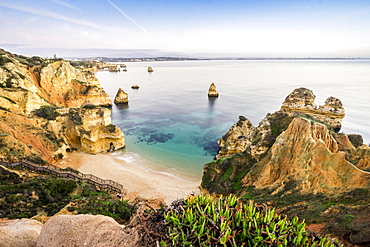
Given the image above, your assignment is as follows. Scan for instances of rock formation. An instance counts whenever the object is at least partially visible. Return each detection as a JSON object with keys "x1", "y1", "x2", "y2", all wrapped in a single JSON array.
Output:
[
  {"x1": 0, "y1": 218, "x2": 43, "y2": 247},
  {"x1": 208, "y1": 82, "x2": 219, "y2": 97},
  {"x1": 114, "y1": 88, "x2": 129, "y2": 104},
  {"x1": 242, "y1": 117, "x2": 370, "y2": 194},
  {"x1": 216, "y1": 87, "x2": 345, "y2": 161},
  {"x1": 39, "y1": 61, "x2": 112, "y2": 108},
  {"x1": 108, "y1": 64, "x2": 120, "y2": 72},
  {"x1": 147, "y1": 66, "x2": 153, "y2": 72},
  {"x1": 0, "y1": 49, "x2": 125, "y2": 162},
  {"x1": 36, "y1": 214, "x2": 140, "y2": 247},
  {"x1": 202, "y1": 87, "x2": 370, "y2": 195},
  {"x1": 280, "y1": 87, "x2": 344, "y2": 132}
]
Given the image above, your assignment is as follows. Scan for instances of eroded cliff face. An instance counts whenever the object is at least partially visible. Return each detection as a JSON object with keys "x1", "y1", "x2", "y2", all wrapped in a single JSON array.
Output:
[
  {"x1": 242, "y1": 117, "x2": 370, "y2": 194},
  {"x1": 202, "y1": 88, "x2": 370, "y2": 196},
  {"x1": 0, "y1": 50, "x2": 124, "y2": 162},
  {"x1": 39, "y1": 61, "x2": 111, "y2": 108},
  {"x1": 216, "y1": 88, "x2": 345, "y2": 161}
]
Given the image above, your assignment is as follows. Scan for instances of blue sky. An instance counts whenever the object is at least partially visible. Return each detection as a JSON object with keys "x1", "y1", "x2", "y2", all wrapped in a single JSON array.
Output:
[{"x1": 0, "y1": 0, "x2": 370, "y2": 58}]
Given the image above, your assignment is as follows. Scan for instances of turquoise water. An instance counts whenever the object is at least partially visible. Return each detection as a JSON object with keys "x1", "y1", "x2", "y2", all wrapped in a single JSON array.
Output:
[{"x1": 96, "y1": 59, "x2": 370, "y2": 178}]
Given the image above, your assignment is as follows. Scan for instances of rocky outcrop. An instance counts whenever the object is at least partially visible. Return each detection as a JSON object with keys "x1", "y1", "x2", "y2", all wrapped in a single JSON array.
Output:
[
  {"x1": 216, "y1": 88, "x2": 345, "y2": 161},
  {"x1": 36, "y1": 214, "x2": 140, "y2": 247},
  {"x1": 0, "y1": 50, "x2": 125, "y2": 162},
  {"x1": 208, "y1": 83, "x2": 219, "y2": 97},
  {"x1": 108, "y1": 64, "x2": 120, "y2": 72},
  {"x1": 202, "y1": 87, "x2": 370, "y2": 195},
  {"x1": 242, "y1": 117, "x2": 370, "y2": 194},
  {"x1": 39, "y1": 61, "x2": 112, "y2": 108},
  {"x1": 0, "y1": 218, "x2": 43, "y2": 247},
  {"x1": 281, "y1": 87, "x2": 344, "y2": 131},
  {"x1": 114, "y1": 88, "x2": 129, "y2": 104},
  {"x1": 216, "y1": 111, "x2": 294, "y2": 161}
]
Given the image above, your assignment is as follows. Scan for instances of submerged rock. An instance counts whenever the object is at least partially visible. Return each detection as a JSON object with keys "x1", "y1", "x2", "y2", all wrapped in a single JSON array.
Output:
[
  {"x1": 114, "y1": 88, "x2": 129, "y2": 104},
  {"x1": 208, "y1": 82, "x2": 219, "y2": 97}
]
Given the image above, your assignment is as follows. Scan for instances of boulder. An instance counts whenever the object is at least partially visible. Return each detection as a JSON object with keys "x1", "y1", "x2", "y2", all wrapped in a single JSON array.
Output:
[
  {"x1": 147, "y1": 66, "x2": 153, "y2": 72},
  {"x1": 36, "y1": 214, "x2": 140, "y2": 247},
  {"x1": 114, "y1": 88, "x2": 129, "y2": 104},
  {"x1": 208, "y1": 83, "x2": 219, "y2": 97},
  {"x1": 131, "y1": 84, "x2": 140, "y2": 89},
  {"x1": 0, "y1": 218, "x2": 43, "y2": 247}
]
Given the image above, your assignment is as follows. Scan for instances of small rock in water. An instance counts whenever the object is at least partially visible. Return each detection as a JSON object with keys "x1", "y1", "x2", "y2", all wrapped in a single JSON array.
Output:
[
  {"x1": 208, "y1": 82, "x2": 219, "y2": 97},
  {"x1": 114, "y1": 88, "x2": 128, "y2": 104}
]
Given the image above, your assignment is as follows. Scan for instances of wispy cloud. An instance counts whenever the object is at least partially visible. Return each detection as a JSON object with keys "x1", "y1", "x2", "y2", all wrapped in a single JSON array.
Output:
[
  {"x1": 48, "y1": 0, "x2": 79, "y2": 11},
  {"x1": 0, "y1": 1, "x2": 103, "y2": 30},
  {"x1": 106, "y1": 0, "x2": 150, "y2": 38}
]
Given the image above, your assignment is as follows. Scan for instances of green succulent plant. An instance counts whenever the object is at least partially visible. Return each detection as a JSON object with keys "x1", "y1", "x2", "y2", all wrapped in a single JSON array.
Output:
[{"x1": 163, "y1": 194, "x2": 340, "y2": 247}]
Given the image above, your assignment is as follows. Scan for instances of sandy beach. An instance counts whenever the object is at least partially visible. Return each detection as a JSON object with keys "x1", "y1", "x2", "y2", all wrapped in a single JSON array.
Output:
[{"x1": 56, "y1": 152, "x2": 201, "y2": 205}]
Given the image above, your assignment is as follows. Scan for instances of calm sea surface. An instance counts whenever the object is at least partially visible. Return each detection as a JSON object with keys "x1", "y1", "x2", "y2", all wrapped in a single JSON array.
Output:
[{"x1": 95, "y1": 60, "x2": 370, "y2": 179}]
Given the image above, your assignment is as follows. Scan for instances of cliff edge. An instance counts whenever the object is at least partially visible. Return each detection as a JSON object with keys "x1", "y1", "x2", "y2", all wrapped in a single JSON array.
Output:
[{"x1": 0, "y1": 49, "x2": 125, "y2": 163}]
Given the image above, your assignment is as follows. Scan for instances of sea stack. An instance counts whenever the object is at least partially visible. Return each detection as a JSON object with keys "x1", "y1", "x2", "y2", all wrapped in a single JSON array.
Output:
[
  {"x1": 208, "y1": 83, "x2": 219, "y2": 97},
  {"x1": 147, "y1": 66, "x2": 153, "y2": 72},
  {"x1": 114, "y1": 88, "x2": 128, "y2": 104}
]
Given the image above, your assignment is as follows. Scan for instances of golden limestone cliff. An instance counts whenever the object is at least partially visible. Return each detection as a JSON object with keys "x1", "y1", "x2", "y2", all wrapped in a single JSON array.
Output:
[
  {"x1": 202, "y1": 87, "x2": 370, "y2": 195},
  {"x1": 216, "y1": 88, "x2": 345, "y2": 160},
  {"x1": 0, "y1": 49, "x2": 124, "y2": 163},
  {"x1": 242, "y1": 117, "x2": 370, "y2": 194}
]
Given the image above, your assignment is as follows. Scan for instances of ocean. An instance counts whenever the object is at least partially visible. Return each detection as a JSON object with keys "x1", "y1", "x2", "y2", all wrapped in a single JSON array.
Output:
[{"x1": 95, "y1": 59, "x2": 370, "y2": 180}]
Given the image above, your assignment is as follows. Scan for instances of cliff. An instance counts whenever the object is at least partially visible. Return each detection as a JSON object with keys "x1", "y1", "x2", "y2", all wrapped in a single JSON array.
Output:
[
  {"x1": 242, "y1": 117, "x2": 370, "y2": 194},
  {"x1": 0, "y1": 49, "x2": 124, "y2": 163},
  {"x1": 201, "y1": 87, "x2": 370, "y2": 245},
  {"x1": 203, "y1": 87, "x2": 369, "y2": 194}
]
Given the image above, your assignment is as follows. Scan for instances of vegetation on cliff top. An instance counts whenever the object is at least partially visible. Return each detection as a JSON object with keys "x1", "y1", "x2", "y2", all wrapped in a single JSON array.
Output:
[{"x1": 0, "y1": 166, "x2": 135, "y2": 222}]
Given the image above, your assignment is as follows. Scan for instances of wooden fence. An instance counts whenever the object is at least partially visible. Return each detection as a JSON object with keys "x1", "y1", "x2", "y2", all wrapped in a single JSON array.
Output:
[{"x1": 0, "y1": 160, "x2": 124, "y2": 194}]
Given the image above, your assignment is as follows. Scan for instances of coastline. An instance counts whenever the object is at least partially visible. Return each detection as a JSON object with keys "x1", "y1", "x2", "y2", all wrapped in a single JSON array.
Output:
[{"x1": 56, "y1": 152, "x2": 201, "y2": 205}]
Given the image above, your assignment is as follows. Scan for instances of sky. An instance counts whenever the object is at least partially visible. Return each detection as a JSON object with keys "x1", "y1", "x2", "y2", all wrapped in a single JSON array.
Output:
[{"x1": 0, "y1": 0, "x2": 370, "y2": 58}]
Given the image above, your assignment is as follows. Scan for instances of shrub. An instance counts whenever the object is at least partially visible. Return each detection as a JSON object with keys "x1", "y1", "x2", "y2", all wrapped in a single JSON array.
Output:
[
  {"x1": 163, "y1": 194, "x2": 339, "y2": 246},
  {"x1": 24, "y1": 154, "x2": 47, "y2": 165},
  {"x1": 34, "y1": 105, "x2": 58, "y2": 120},
  {"x1": 82, "y1": 103, "x2": 96, "y2": 109}
]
